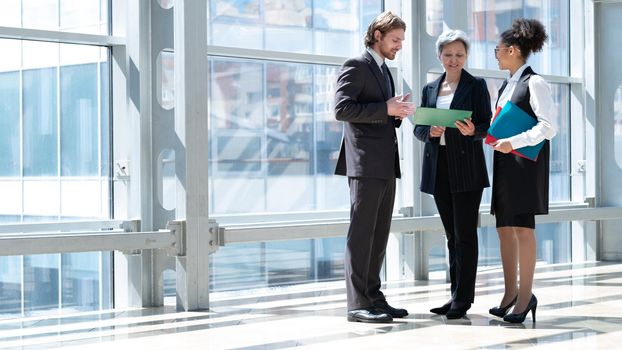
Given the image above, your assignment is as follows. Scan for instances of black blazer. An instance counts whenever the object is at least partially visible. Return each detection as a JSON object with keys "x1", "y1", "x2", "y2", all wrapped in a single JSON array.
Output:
[
  {"x1": 414, "y1": 70, "x2": 491, "y2": 194},
  {"x1": 334, "y1": 51, "x2": 401, "y2": 179}
]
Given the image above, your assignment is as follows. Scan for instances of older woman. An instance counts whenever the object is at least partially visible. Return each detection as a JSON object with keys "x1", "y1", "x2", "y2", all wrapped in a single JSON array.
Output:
[{"x1": 414, "y1": 30, "x2": 491, "y2": 319}]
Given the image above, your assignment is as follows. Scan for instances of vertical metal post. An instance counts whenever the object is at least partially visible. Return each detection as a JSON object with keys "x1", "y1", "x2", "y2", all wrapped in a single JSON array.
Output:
[{"x1": 174, "y1": 0, "x2": 210, "y2": 310}]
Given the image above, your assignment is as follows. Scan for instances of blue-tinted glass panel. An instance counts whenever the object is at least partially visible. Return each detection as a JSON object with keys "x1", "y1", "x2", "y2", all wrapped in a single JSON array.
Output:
[
  {"x1": 61, "y1": 252, "x2": 100, "y2": 311},
  {"x1": 208, "y1": 0, "x2": 381, "y2": 57},
  {"x1": 466, "y1": 0, "x2": 569, "y2": 76},
  {"x1": 101, "y1": 252, "x2": 112, "y2": 309},
  {"x1": 23, "y1": 68, "x2": 58, "y2": 176},
  {"x1": 209, "y1": 237, "x2": 345, "y2": 291},
  {"x1": 18, "y1": 0, "x2": 109, "y2": 34},
  {"x1": 101, "y1": 62, "x2": 110, "y2": 177},
  {"x1": 208, "y1": 58, "x2": 349, "y2": 214},
  {"x1": 615, "y1": 87, "x2": 622, "y2": 168},
  {"x1": 0, "y1": 71, "x2": 20, "y2": 176},
  {"x1": 60, "y1": 63, "x2": 98, "y2": 176},
  {"x1": 0, "y1": 256, "x2": 22, "y2": 316},
  {"x1": 24, "y1": 254, "x2": 59, "y2": 314}
]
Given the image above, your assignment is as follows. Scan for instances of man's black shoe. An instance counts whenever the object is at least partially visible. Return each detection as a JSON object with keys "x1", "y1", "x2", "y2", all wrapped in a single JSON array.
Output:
[
  {"x1": 373, "y1": 300, "x2": 408, "y2": 318},
  {"x1": 430, "y1": 300, "x2": 452, "y2": 315},
  {"x1": 347, "y1": 308, "x2": 393, "y2": 323}
]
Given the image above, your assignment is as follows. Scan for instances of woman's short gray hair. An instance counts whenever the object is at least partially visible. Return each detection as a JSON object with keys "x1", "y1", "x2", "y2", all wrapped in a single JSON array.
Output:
[{"x1": 435, "y1": 30, "x2": 470, "y2": 55}]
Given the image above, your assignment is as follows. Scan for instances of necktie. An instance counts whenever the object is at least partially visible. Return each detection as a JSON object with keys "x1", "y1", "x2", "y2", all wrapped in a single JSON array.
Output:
[{"x1": 381, "y1": 62, "x2": 392, "y2": 96}]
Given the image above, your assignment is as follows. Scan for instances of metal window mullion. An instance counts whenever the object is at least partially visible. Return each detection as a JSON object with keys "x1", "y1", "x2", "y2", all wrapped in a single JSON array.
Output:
[
  {"x1": 0, "y1": 26, "x2": 124, "y2": 47},
  {"x1": 207, "y1": 45, "x2": 345, "y2": 67},
  {"x1": 428, "y1": 66, "x2": 582, "y2": 84}
]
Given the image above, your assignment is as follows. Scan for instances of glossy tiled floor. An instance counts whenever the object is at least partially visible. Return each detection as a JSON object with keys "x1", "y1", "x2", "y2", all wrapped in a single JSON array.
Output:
[{"x1": 1, "y1": 262, "x2": 622, "y2": 349}]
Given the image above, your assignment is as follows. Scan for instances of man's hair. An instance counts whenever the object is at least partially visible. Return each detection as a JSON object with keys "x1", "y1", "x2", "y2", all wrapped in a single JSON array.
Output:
[{"x1": 364, "y1": 11, "x2": 406, "y2": 48}]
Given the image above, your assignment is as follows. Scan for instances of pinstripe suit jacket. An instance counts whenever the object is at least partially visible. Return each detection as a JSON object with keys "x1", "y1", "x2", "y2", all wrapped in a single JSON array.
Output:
[{"x1": 414, "y1": 70, "x2": 491, "y2": 194}]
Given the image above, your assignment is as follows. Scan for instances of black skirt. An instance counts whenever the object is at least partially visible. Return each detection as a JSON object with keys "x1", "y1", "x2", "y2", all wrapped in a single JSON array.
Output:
[{"x1": 491, "y1": 143, "x2": 550, "y2": 228}]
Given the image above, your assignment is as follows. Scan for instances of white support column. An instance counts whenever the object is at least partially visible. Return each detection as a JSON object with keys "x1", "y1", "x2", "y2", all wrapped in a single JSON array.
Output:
[
  {"x1": 570, "y1": 0, "x2": 594, "y2": 262},
  {"x1": 112, "y1": 0, "x2": 154, "y2": 308},
  {"x1": 174, "y1": 0, "x2": 210, "y2": 310}
]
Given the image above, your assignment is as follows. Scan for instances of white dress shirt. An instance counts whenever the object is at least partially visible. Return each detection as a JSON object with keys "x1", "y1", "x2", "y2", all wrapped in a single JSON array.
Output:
[
  {"x1": 436, "y1": 93, "x2": 454, "y2": 146},
  {"x1": 367, "y1": 47, "x2": 384, "y2": 71},
  {"x1": 496, "y1": 63, "x2": 557, "y2": 149}
]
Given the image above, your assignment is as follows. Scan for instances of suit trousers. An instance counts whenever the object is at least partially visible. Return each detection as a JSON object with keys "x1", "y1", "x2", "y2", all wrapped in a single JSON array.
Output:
[
  {"x1": 434, "y1": 147, "x2": 482, "y2": 303},
  {"x1": 345, "y1": 176, "x2": 396, "y2": 310}
]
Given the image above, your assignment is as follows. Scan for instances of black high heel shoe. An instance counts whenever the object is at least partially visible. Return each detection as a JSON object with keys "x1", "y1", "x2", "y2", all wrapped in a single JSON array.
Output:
[
  {"x1": 445, "y1": 301, "x2": 471, "y2": 319},
  {"x1": 503, "y1": 294, "x2": 537, "y2": 323},
  {"x1": 489, "y1": 295, "x2": 517, "y2": 318},
  {"x1": 430, "y1": 300, "x2": 452, "y2": 315}
]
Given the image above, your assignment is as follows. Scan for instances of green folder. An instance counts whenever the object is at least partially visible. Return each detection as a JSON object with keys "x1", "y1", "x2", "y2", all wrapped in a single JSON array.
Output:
[{"x1": 412, "y1": 107, "x2": 472, "y2": 128}]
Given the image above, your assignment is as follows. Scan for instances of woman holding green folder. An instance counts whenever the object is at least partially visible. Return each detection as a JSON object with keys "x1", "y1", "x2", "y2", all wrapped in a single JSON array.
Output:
[
  {"x1": 414, "y1": 30, "x2": 491, "y2": 319},
  {"x1": 488, "y1": 19, "x2": 557, "y2": 324}
]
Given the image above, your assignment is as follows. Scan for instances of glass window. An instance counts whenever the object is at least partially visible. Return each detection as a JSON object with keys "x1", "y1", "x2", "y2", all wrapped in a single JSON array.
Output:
[
  {"x1": 0, "y1": 71, "x2": 20, "y2": 176},
  {"x1": 615, "y1": 87, "x2": 622, "y2": 167},
  {"x1": 0, "y1": 38, "x2": 111, "y2": 318},
  {"x1": 210, "y1": 237, "x2": 345, "y2": 291},
  {"x1": 101, "y1": 62, "x2": 110, "y2": 177},
  {"x1": 208, "y1": 0, "x2": 382, "y2": 57},
  {"x1": 466, "y1": 0, "x2": 569, "y2": 76},
  {"x1": 15, "y1": 0, "x2": 110, "y2": 34},
  {"x1": 23, "y1": 67, "x2": 58, "y2": 177},
  {"x1": 61, "y1": 252, "x2": 100, "y2": 311},
  {"x1": 477, "y1": 223, "x2": 571, "y2": 269},
  {"x1": 24, "y1": 254, "x2": 59, "y2": 314},
  {"x1": 0, "y1": 256, "x2": 22, "y2": 316},
  {"x1": 425, "y1": 0, "x2": 443, "y2": 36},
  {"x1": 208, "y1": 57, "x2": 349, "y2": 214},
  {"x1": 61, "y1": 63, "x2": 99, "y2": 176}
]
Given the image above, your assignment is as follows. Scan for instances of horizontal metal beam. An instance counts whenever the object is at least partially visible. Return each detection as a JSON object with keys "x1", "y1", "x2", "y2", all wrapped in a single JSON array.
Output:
[
  {"x1": 0, "y1": 230, "x2": 175, "y2": 256},
  {"x1": 0, "y1": 26, "x2": 125, "y2": 46},
  {"x1": 208, "y1": 45, "x2": 345, "y2": 66},
  {"x1": 0, "y1": 220, "x2": 126, "y2": 234},
  {"x1": 221, "y1": 207, "x2": 622, "y2": 245},
  {"x1": 428, "y1": 67, "x2": 583, "y2": 84}
]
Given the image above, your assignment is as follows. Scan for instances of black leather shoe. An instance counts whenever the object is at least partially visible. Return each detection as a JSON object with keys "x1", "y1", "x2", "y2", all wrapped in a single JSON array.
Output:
[
  {"x1": 489, "y1": 295, "x2": 518, "y2": 318},
  {"x1": 347, "y1": 308, "x2": 393, "y2": 323},
  {"x1": 430, "y1": 300, "x2": 453, "y2": 315},
  {"x1": 445, "y1": 301, "x2": 471, "y2": 319},
  {"x1": 373, "y1": 300, "x2": 408, "y2": 318}
]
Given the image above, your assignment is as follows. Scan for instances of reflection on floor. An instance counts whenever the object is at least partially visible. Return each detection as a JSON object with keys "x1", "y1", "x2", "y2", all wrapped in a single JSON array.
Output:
[{"x1": 1, "y1": 262, "x2": 621, "y2": 349}]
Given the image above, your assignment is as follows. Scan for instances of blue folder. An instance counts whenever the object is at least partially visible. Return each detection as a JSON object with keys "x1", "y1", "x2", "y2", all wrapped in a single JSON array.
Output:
[{"x1": 485, "y1": 101, "x2": 544, "y2": 161}]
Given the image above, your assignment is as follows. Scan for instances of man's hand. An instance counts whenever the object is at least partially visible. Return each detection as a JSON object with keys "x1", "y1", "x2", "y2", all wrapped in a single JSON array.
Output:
[
  {"x1": 455, "y1": 118, "x2": 475, "y2": 136},
  {"x1": 491, "y1": 139, "x2": 513, "y2": 153},
  {"x1": 387, "y1": 94, "x2": 415, "y2": 120},
  {"x1": 429, "y1": 125, "x2": 446, "y2": 138}
]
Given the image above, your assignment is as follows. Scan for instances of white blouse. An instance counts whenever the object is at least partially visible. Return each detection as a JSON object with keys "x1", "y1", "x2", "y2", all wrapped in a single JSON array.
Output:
[
  {"x1": 436, "y1": 93, "x2": 453, "y2": 146},
  {"x1": 496, "y1": 63, "x2": 557, "y2": 149}
]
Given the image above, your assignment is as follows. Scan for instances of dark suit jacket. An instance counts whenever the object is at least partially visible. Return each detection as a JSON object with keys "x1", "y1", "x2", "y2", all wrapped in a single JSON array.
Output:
[
  {"x1": 334, "y1": 51, "x2": 401, "y2": 179},
  {"x1": 414, "y1": 70, "x2": 491, "y2": 194}
]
